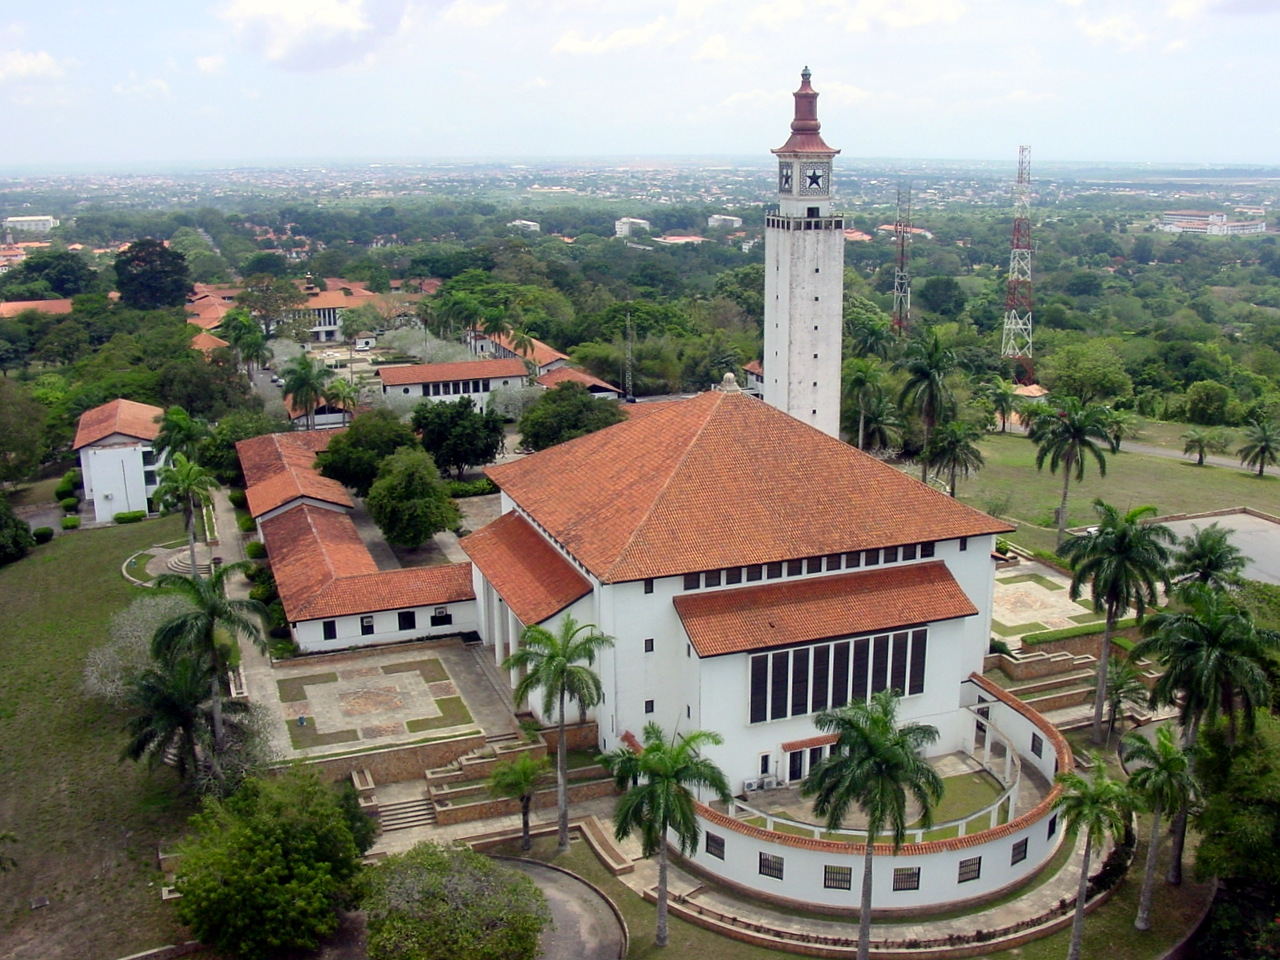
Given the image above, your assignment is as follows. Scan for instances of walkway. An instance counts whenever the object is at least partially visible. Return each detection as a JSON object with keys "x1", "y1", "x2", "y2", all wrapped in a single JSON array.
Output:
[{"x1": 504, "y1": 859, "x2": 627, "y2": 960}]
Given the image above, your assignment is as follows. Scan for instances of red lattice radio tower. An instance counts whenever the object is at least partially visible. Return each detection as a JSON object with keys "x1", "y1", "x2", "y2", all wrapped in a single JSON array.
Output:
[{"x1": 1002, "y1": 145, "x2": 1034, "y2": 382}]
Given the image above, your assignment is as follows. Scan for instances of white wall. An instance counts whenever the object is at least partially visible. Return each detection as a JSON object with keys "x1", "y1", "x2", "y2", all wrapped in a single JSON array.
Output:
[
  {"x1": 293, "y1": 599, "x2": 479, "y2": 653},
  {"x1": 381, "y1": 377, "x2": 526, "y2": 408},
  {"x1": 80, "y1": 441, "x2": 156, "y2": 523}
]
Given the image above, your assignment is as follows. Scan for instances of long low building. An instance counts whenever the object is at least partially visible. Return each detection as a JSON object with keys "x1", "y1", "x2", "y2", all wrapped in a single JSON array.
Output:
[{"x1": 378, "y1": 358, "x2": 528, "y2": 403}]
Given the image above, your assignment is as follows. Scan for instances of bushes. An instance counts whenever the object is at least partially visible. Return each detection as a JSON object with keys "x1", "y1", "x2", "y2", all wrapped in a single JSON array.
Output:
[
  {"x1": 61, "y1": 516, "x2": 80, "y2": 530},
  {"x1": 989, "y1": 638, "x2": 1013, "y2": 656},
  {"x1": 60, "y1": 496, "x2": 80, "y2": 513},
  {"x1": 54, "y1": 481, "x2": 75, "y2": 501},
  {"x1": 443, "y1": 477, "x2": 498, "y2": 498},
  {"x1": 237, "y1": 514, "x2": 255, "y2": 533},
  {"x1": 227, "y1": 489, "x2": 248, "y2": 510},
  {"x1": 113, "y1": 510, "x2": 147, "y2": 524},
  {"x1": 1022, "y1": 619, "x2": 1140, "y2": 646},
  {"x1": 32, "y1": 527, "x2": 54, "y2": 544},
  {"x1": 245, "y1": 540, "x2": 267, "y2": 560}
]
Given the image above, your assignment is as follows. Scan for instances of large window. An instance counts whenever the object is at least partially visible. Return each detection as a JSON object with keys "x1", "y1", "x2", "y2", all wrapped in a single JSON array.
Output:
[
  {"x1": 398, "y1": 610, "x2": 416, "y2": 631},
  {"x1": 705, "y1": 833, "x2": 725, "y2": 860},
  {"x1": 749, "y1": 629, "x2": 928, "y2": 723},
  {"x1": 1011, "y1": 838, "x2": 1028, "y2": 865},
  {"x1": 758, "y1": 853, "x2": 784, "y2": 880},
  {"x1": 322, "y1": 620, "x2": 337, "y2": 641},
  {"x1": 823, "y1": 865, "x2": 852, "y2": 890},
  {"x1": 958, "y1": 856, "x2": 982, "y2": 883},
  {"x1": 892, "y1": 867, "x2": 920, "y2": 891}
]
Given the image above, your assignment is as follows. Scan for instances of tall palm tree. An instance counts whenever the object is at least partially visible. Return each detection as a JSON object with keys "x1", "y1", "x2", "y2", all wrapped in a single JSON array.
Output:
[
  {"x1": 846, "y1": 316, "x2": 894, "y2": 361},
  {"x1": 1170, "y1": 523, "x2": 1248, "y2": 590},
  {"x1": 488, "y1": 753, "x2": 552, "y2": 851},
  {"x1": 1059, "y1": 500, "x2": 1174, "y2": 745},
  {"x1": 322, "y1": 378, "x2": 359, "y2": 427},
  {"x1": 1123, "y1": 726, "x2": 1195, "y2": 931},
  {"x1": 503, "y1": 615, "x2": 614, "y2": 853},
  {"x1": 1028, "y1": 396, "x2": 1117, "y2": 546},
  {"x1": 151, "y1": 562, "x2": 267, "y2": 756},
  {"x1": 153, "y1": 453, "x2": 220, "y2": 575},
  {"x1": 238, "y1": 332, "x2": 274, "y2": 375},
  {"x1": 152, "y1": 406, "x2": 209, "y2": 465},
  {"x1": 121, "y1": 651, "x2": 219, "y2": 781},
  {"x1": 1105, "y1": 655, "x2": 1149, "y2": 744},
  {"x1": 859, "y1": 393, "x2": 904, "y2": 453},
  {"x1": 1053, "y1": 757, "x2": 1132, "y2": 960},
  {"x1": 281, "y1": 353, "x2": 335, "y2": 430},
  {"x1": 1238, "y1": 419, "x2": 1280, "y2": 477},
  {"x1": 507, "y1": 327, "x2": 536, "y2": 359},
  {"x1": 604, "y1": 723, "x2": 731, "y2": 948},
  {"x1": 1181, "y1": 426, "x2": 1229, "y2": 467},
  {"x1": 895, "y1": 329, "x2": 958, "y2": 481},
  {"x1": 924, "y1": 419, "x2": 985, "y2": 497},
  {"x1": 978, "y1": 378, "x2": 1019, "y2": 434},
  {"x1": 841, "y1": 357, "x2": 885, "y2": 451},
  {"x1": 802, "y1": 691, "x2": 943, "y2": 960}
]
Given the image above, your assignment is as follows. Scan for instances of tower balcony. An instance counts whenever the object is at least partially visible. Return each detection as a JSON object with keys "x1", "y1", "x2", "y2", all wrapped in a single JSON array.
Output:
[{"x1": 766, "y1": 214, "x2": 845, "y2": 232}]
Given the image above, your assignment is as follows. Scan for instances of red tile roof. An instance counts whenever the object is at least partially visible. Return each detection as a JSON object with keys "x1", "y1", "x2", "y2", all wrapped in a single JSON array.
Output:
[
  {"x1": 673, "y1": 562, "x2": 977, "y2": 657},
  {"x1": 236, "y1": 432, "x2": 352, "y2": 518},
  {"x1": 537, "y1": 366, "x2": 620, "y2": 394},
  {"x1": 293, "y1": 563, "x2": 475, "y2": 621},
  {"x1": 73, "y1": 398, "x2": 165, "y2": 450},
  {"x1": 488, "y1": 332, "x2": 568, "y2": 370},
  {"x1": 487, "y1": 390, "x2": 1011, "y2": 584},
  {"x1": 259, "y1": 505, "x2": 378, "y2": 620},
  {"x1": 460, "y1": 511, "x2": 592, "y2": 625},
  {"x1": 742, "y1": 359, "x2": 763, "y2": 377},
  {"x1": 191, "y1": 331, "x2": 230, "y2": 354},
  {"x1": 780, "y1": 733, "x2": 838, "y2": 753},
  {"x1": 0, "y1": 298, "x2": 73, "y2": 319},
  {"x1": 379, "y1": 358, "x2": 528, "y2": 387}
]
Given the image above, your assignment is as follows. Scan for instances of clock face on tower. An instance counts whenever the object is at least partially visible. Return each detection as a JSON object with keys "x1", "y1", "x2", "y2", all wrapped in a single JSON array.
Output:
[
  {"x1": 798, "y1": 161, "x2": 831, "y2": 196},
  {"x1": 778, "y1": 162, "x2": 793, "y2": 194}
]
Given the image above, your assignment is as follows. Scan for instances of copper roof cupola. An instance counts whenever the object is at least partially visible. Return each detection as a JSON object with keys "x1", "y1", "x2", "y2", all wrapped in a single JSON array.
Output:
[{"x1": 773, "y1": 66, "x2": 839, "y2": 156}]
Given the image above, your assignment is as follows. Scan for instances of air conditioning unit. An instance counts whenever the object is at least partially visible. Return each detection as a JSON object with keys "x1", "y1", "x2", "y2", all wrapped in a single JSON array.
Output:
[
  {"x1": 760, "y1": 776, "x2": 778, "y2": 790},
  {"x1": 743, "y1": 778, "x2": 761, "y2": 793}
]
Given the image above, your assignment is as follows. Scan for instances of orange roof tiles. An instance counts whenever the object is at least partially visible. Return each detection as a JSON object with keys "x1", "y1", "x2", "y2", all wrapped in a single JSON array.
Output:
[
  {"x1": 191, "y1": 331, "x2": 230, "y2": 354},
  {"x1": 742, "y1": 360, "x2": 763, "y2": 377},
  {"x1": 0, "y1": 298, "x2": 73, "y2": 319},
  {"x1": 673, "y1": 562, "x2": 977, "y2": 657},
  {"x1": 460, "y1": 511, "x2": 592, "y2": 625},
  {"x1": 259, "y1": 505, "x2": 378, "y2": 621},
  {"x1": 236, "y1": 432, "x2": 352, "y2": 517},
  {"x1": 780, "y1": 733, "x2": 838, "y2": 753},
  {"x1": 73, "y1": 398, "x2": 165, "y2": 450},
  {"x1": 536, "y1": 366, "x2": 620, "y2": 394},
  {"x1": 379, "y1": 358, "x2": 528, "y2": 387},
  {"x1": 295, "y1": 563, "x2": 475, "y2": 621},
  {"x1": 488, "y1": 332, "x2": 568, "y2": 370},
  {"x1": 487, "y1": 390, "x2": 1011, "y2": 584}
]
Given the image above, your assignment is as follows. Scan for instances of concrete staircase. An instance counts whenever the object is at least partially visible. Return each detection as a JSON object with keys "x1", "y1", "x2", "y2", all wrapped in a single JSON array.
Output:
[
  {"x1": 165, "y1": 552, "x2": 213, "y2": 577},
  {"x1": 379, "y1": 797, "x2": 437, "y2": 832}
]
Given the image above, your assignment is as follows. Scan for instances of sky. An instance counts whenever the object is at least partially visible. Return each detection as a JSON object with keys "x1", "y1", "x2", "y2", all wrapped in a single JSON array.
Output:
[{"x1": 1, "y1": 0, "x2": 1279, "y2": 169}]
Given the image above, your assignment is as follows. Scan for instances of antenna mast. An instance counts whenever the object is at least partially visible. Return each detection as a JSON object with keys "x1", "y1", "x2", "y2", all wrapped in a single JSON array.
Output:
[
  {"x1": 1002, "y1": 145, "x2": 1034, "y2": 382},
  {"x1": 892, "y1": 181, "x2": 912, "y2": 333},
  {"x1": 624, "y1": 308, "x2": 634, "y2": 401}
]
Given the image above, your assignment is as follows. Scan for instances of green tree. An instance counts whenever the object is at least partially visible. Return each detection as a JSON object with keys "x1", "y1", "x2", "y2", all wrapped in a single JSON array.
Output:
[
  {"x1": 1028, "y1": 396, "x2": 1117, "y2": 546},
  {"x1": 315, "y1": 408, "x2": 417, "y2": 496},
  {"x1": 411, "y1": 396, "x2": 504, "y2": 479},
  {"x1": 152, "y1": 563, "x2": 267, "y2": 757},
  {"x1": 917, "y1": 275, "x2": 966, "y2": 318},
  {"x1": 1039, "y1": 340, "x2": 1133, "y2": 404},
  {"x1": 280, "y1": 353, "x2": 335, "y2": 431},
  {"x1": 153, "y1": 452, "x2": 220, "y2": 575},
  {"x1": 175, "y1": 770, "x2": 363, "y2": 960},
  {"x1": 802, "y1": 691, "x2": 943, "y2": 960},
  {"x1": 895, "y1": 329, "x2": 957, "y2": 481},
  {"x1": 845, "y1": 314, "x2": 894, "y2": 361},
  {"x1": 1181, "y1": 426, "x2": 1230, "y2": 466},
  {"x1": 503, "y1": 615, "x2": 614, "y2": 853},
  {"x1": 364, "y1": 447, "x2": 459, "y2": 548},
  {"x1": 201, "y1": 410, "x2": 288, "y2": 485},
  {"x1": 0, "y1": 379, "x2": 46, "y2": 487},
  {"x1": 1053, "y1": 758, "x2": 1132, "y2": 960},
  {"x1": 1060, "y1": 500, "x2": 1173, "y2": 744},
  {"x1": 322, "y1": 377, "x2": 359, "y2": 427},
  {"x1": 1105, "y1": 655, "x2": 1149, "y2": 744},
  {"x1": 924, "y1": 419, "x2": 985, "y2": 497},
  {"x1": 0, "y1": 498, "x2": 35, "y2": 566},
  {"x1": 4, "y1": 250, "x2": 96, "y2": 298},
  {"x1": 236, "y1": 273, "x2": 307, "y2": 338},
  {"x1": 605, "y1": 723, "x2": 732, "y2": 948},
  {"x1": 1170, "y1": 523, "x2": 1248, "y2": 590},
  {"x1": 364, "y1": 842, "x2": 549, "y2": 960},
  {"x1": 841, "y1": 357, "x2": 884, "y2": 451},
  {"x1": 1185, "y1": 380, "x2": 1234, "y2": 426},
  {"x1": 859, "y1": 392, "x2": 904, "y2": 452},
  {"x1": 487, "y1": 753, "x2": 552, "y2": 851},
  {"x1": 516, "y1": 381, "x2": 624, "y2": 452},
  {"x1": 1238, "y1": 419, "x2": 1280, "y2": 477},
  {"x1": 115, "y1": 239, "x2": 192, "y2": 309},
  {"x1": 1123, "y1": 726, "x2": 1194, "y2": 931},
  {"x1": 152, "y1": 405, "x2": 209, "y2": 465},
  {"x1": 977, "y1": 377, "x2": 1018, "y2": 433}
]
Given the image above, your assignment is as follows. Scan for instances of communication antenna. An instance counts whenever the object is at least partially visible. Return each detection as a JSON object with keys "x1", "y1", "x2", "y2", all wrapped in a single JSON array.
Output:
[
  {"x1": 625, "y1": 307, "x2": 634, "y2": 402},
  {"x1": 1001, "y1": 145, "x2": 1034, "y2": 382},
  {"x1": 892, "y1": 182, "x2": 912, "y2": 333}
]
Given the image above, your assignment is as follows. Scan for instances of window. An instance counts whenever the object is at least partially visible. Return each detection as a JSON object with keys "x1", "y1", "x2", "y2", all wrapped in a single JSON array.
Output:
[
  {"x1": 883, "y1": 545, "x2": 899, "y2": 564},
  {"x1": 687, "y1": 705, "x2": 691, "y2": 719},
  {"x1": 142, "y1": 449, "x2": 156, "y2": 466},
  {"x1": 705, "y1": 833, "x2": 725, "y2": 860},
  {"x1": 825, "y1": 553, "x2": 843, "y2": 571},
  {"x1": 397, "y1": 610, "x2": 416, "y2": 631},
  {"x1": 644, "y1": 637, "x2": 655, "y2": 653},
  {"x1": 1011, "y1": 838, "x2": 1028, "y2": 865},
  {"x1": 824, "y1": 865, "x2": 852, "y2": 890},
  {"x1": 766, "y1": 562, "x2": 783, "y2": 579},
  {"x1": 806, "y1": 557, "x2": 823, "y2": 574},
  {"x1": 644, "y1": 578, "x2": 654, "y2": 594},
  {"x1": 908, "y1": 629, "x2": 928, "y2": 695},
  {"x1": 750, "y1": 656, "x2": 768, "y2": 724},
  {"x1": 361, "y1": 615, "x2": 375, "y2": 636},
  {"x1": 758, "y1": 853, "x2": 784, "y2": 880},
  {"x1": 864, "y1": 548, "x2": 880, "y2": 566},
  {"x1": 770, "y1": 651, "x2": 789, "y2": 720},
  {"x1": 687, "y1": 644, "x2": 691, "y2": 658},
  {"x1": 789, "y1": 751, "x2": 803, "y2": 782},
  {"x1": 892, "y1": 867, "x2": 921, "y2": 891},
  {"x1": 790, "y1": 647, "x2": 809, "y2": 716},
  {"x1": 807, "y1": 206, "x2": 820, "y2": 218},
  {"x1": 683, "y1": 572, "x2": 700, "y2": 590},
  {"x1": 902, "y1": 543, "x2": 918, "y2": 561},
  {"x1": 144, "y1": 470, "x2": 156, "y2": 486},
  {"x1": 787, "y1": 559, "x2": 803, "y2": 576},
  {"x1": 644, "y1": 699, "x2": 654, "y2": 714},
  {"x1": 704, "y1": 569, "x2": 722, "y2": 587},
  {"x1": 1031, "y1": 732, "x2": 1044, "y2": 758},
  {"x1": 844, "y1": 551, "x2": 861, "y2": 568},
  {"x1": 760, "y1": 754, "x2": 770, "y2": 775},
  {"x1": 1047, "y1": 814, "x2": 1058, "y2": 839},
  {"x1": 322, "y1": 620, "x2": 337, "y2": 641},
  {"x1": 960, "y1": 537, "x2": 969, "y2": 551},
  {"x1": 746, "y1": 565, "x2": 763, "y2": 582},
  {"x1": 958, "y1": 856, "x2": 982, "y2": 883},
  {"x1": 725, "y1": 567, "x2": 742, "y2": 585},
  {"x1": 920, "y1": 541, "x2": 936, "y2": 558}
]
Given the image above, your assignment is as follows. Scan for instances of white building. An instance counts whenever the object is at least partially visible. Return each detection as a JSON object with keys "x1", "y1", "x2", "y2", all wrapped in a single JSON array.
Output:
[
  {"x1": 763, "y1": 67, "x2": 845, "y2": 438},
  {"x1": 4, "y1": 215, "x2": 59, "y2": 233},
  {"x1": 378, "y1": 358, "x2": 529, "y2": 403},
  {"x1": 708, "y1": 214, "x2": 743, "y2": 230},
  {"x1": 73, "y1": 399, "x2": 165, "y2": 523},
  {"x1": 467, "y1": 331, "x2": 569, "y2": 377},
  {"x1": 508, "y1": 220, "x2": 541, "y2": 233},
  {"x1": 615, "y1": 217, "x2": 651, "y2": 238}
]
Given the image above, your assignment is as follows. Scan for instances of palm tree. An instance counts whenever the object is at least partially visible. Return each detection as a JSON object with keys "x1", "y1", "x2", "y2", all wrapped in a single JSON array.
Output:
[
  {"x1": 924, "y1": 419, "x2": 985, "y2": 497},
  {"x1": 1105, "y1": 655, "x2": 1149, "y2": 744},
  {"x1": 151, "y1": 563, "x2": 267, "y2": 756},
  {"x1": 323, "y1": 378, "x2": 359, "y2": 427},
  {"x1": 238, "y1": 332, "x2": 273, "y2": 374},
  {"x1": 846, "y1": 316, "x2": 894, "y2": 361},
  {"x1": 860, "y1": 393, "x2": 904, "y2": 453},
  {"x1": 1028, "y1": 396, "x2": 1117, "y2": 546},
  {"x1": 281, "y1": 353, "x2": 335, "y2": 430},
  {"x1": 1181, "y1": 426, "x2": 1229, "y2": 467},
  {"x1": 1053, "y1": 757, "x2": 1132, "y2": 960},
  {"x1": 895, "y1": 329, "x2": 958, "y2": 481},
  {"x1": 604, "y1": 723, "x2": 731, "y2": 948},
  {"x1": 507, "y1": 327, "x2": 536, "y2": 359},
  {"x1": 152, "y1": 406, "x2": 209, "y2": 465},
  {"x1": 1059, "y1": 500, "x2": 1174, "y2": 745},
  {"x1": 1123, "y1": 726, "x2": 1195, "y2": 931},
  {"x1": 1170, "y1": 523, "x2": 1248, "y2": 590},
  {"x1": 488, "y1": 753, "x2": 552, "y2": 851},
  {"x1": 842, "y1": 357, "x2": 885, "y2": 451},
  {"x1": 802, "y1": 691, "x2": 943, "y2": 960},
  {"x1": 979, "y1": 378, "x2": 1019, "y2": 434},
  {"x1": 1102, "y1": 408, "x2": 1140, "y2": 451},
  {"x1": 503, "y1": 615, "x2": 614, "y2": 853},
  {"x1": 153, "y1": 453, "x2": 220, "y2": 575},
  {"x1": 1238, "y1": 418, "x2": 1280, "y2": 477}
]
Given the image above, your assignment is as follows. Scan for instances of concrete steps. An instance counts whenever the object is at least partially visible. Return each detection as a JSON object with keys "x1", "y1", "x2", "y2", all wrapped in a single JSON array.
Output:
[
  {"x1": 165, "y1": 552, "x2": 212, "y2": 577},
  {"x1": 379, "y1": 797, "x2": 436, "y2": 832},
  {"x1": 1006, "y1": 670, "x2": 1095, "y2": 698}
]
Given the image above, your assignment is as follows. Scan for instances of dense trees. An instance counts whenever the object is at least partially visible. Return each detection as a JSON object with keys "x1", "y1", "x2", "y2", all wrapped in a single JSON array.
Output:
[
  {"x1": 1124, "y1": 726, "x2": 1194, "y2": 931},
  {"x1": 0, "y1": 499, "x2": 35, "y2": 566},
  {"x1": 364, "y1": 448, "x2": 459, "y2": 547},
  {"x1": 316, "y1": 408, "x2": 418, "y2": 496},
  {"x1": 517, "y1": 382, "x2": 625, "y2": 451},
  {"x1": 114, "y1": 239, "x2": 191, "y2": 309},
  {"x1": 412, "y1": 396, "x2": 505, "y2": 478}
]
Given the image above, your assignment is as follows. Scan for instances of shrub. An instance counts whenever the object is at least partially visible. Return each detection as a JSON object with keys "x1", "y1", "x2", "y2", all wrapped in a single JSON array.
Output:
[
  {"x1": 61, "y1": 516, "x2": 80, "y2": 530},
  {"x1": 227, "y1": 489, "x2": 248, "y2": 509},
  {"x1": 443, "y1": 477, "x2": 499, "y2": 498},
  {"x1": 989, "y1": 639, "x2": 1013, "y2": 656},
  {"x1": 60, "y1": 496, "x2": 80, "y2": 513},
  {"x1": 1022, "y1": 619, "x2": 1141, "y2": 646},
  {"x1": 66, "y1": 467, "x2": 82, "y2": 489},
  {"x1": 32, "y1": 526, "x2": 54, "y2": 544},
  {"x1": 0, "y1": 501, "x2": 35, "y2": 565},
  {"x1": 54, "y1": 481, "x2": 75, "y2": 501},
  {"x1": 245, "y1": 540, "x2": 267, "y2": 560},
  {"x1": 237, "y1": 514, "x2": 255, "y2": 533},
  {"x1": 995, "y1": 537, "x2": 1011, "y2": 556},
  {"x1": 113, "y1": 510, "x2": 147, "y2": 524}
]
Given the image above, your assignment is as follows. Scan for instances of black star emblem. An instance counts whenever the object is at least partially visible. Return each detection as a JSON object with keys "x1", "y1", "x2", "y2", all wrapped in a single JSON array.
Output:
[{"x1": 806, "y1": 169, "x2": 824, "y2": 188}]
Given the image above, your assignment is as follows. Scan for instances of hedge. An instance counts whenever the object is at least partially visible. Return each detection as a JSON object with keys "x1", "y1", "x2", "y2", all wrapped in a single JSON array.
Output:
[
  {"x1": 238, "y1": 514, "x2": 256, "y2": 532},
  {"x1": 113, "y1": 510, "x2": 147, "y2": 524},
  {"x1": 1022, "y1": 618, "x2": 1140, "y2": 647},
  {"x1": 60, "y1": 516, "x2": 80, "y2": 530},
  {"x1": 245, "y1": 540, "x2": 267, "y2": 560},
  {"x1": 60, "y1": 497, "x2": 80, "y2": 513},
  {"x1": 54, "y1": 482, "x2": 75, "y2": 501},
  {"x1": 32, "y1": 527, "x2": 54, "y2": 544},
  {"x1": 227, "y1": 489, "x2": 248, "y2": 510},
  {"x1": 444, "y1": 477, "x2": 498, "y2": 498}
]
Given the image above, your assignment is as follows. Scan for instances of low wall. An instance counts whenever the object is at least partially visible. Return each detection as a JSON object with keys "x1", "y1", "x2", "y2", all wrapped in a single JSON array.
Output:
[
  {"x1": 302, "y1": 731, "x2": 487, "y2": 785},
  {"x1": 1021, "y1": 627, "x2": 1141, "y2": 659},
  {"x1": 540, "y1": 720, "x2": 599, "y2": 753},
  {"x1": 434, "y1": 777, "x2": 618, "y2": 826},
  {"x1": 983, "y1": 650, "x2": 1084, "y2": 681},
  {"x1": 427, "y1": 739, "x2": 548, "y2": 787}
]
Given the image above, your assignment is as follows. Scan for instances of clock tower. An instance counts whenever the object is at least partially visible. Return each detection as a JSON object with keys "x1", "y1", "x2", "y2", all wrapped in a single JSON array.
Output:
[{"x1": 764, "y1": 67, "x2": 845, "y2": 437}]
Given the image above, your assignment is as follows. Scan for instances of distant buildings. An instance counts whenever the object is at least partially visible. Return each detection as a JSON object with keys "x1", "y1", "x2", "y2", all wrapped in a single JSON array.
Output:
[
  {"x1": 1158, "y1": 210, "x2": 1266, "y2": 236},
  {"x1": 378, "y1": 358, "x2": 529, "y2": 404},
  {"x1": 707, "y1": 214, "x2": 743, "y2": 229},
  {"x1": 507, "y1": 219, "x2": 541, "y2": 233},
  {"x1": 3, "y1": 215, "x2": 59, "y2": 233},
  {"x1": 614, "y1": 217, "x2": 651, "y2": 237}
]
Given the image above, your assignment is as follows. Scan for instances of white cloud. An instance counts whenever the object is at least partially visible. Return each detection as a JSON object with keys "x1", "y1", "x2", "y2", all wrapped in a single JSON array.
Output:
[
  {"x1": 1077, "y1": 13, "x2": 1148, "y2": 48},
  {"x1": 523, "y1": 75, "x2": 550, "y2": 89},
  {"x1": 196, "y1": 54, "x2": 226, "y2": 74},
  {"x1": 838, "y1": 0, "x2": 965, "y2": 31},
  {"x1": 0, "y1": 48, "x2": 64, "y2": 83},
  {"x1": 1163, "y1": 38, "x2": 1190, "y2": 52},
  {"x1": 113, "y1": 77, "x2": 171, "y2": 99},
  {"x1": 819, "y1": 79, "x2": 872, "y2": 105},
  {"x1": 695, "y1": 33, "x2": 730, "y2": 60},
  {"x1": 219, "y1": 0, "x2": 412, "y2": 69},
  {"x1": 439, "y1": 0, "x2": 507, "y2": 28},
  {"x1": 553, "y1": 16, "x2": 674, "y2": 54}
]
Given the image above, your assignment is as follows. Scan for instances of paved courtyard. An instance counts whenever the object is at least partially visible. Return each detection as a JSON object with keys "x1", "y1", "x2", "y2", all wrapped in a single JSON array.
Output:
[
  {"x1": 990, "y1": 560, "x2": 1096, "y2": 649},
  {"x1": 1159, "y1": 510, "x2": 1280, "y2": 585}
]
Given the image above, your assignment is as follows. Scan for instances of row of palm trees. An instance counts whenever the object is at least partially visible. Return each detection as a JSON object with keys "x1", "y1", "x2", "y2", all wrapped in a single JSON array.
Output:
[{"x1": 1182, "y1": 419, "x2": 1280, "y2": 475}]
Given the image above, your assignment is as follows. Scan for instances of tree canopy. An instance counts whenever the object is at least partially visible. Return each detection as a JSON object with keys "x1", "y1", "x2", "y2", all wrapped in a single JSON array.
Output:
[
  {"x1": 114, "y1": 239, "x2": 191, "y2": 309},
  {"x1": 412, "y1": 396, "x2": 505, "y2": 479},
  {"x1": 364, "y1": 447, "x2": 460, "y2": 547},
  {"x1": 315, "y1": 408, "x2": 417, "y2": 497},
  {"x1": 516, "y1": 382, "x2": 624, "y2": 452}
]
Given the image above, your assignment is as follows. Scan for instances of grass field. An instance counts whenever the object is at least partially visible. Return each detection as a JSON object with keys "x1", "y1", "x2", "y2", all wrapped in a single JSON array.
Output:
[{"x1": 0, "y1": 514, "x2": 196, "y2": 960}]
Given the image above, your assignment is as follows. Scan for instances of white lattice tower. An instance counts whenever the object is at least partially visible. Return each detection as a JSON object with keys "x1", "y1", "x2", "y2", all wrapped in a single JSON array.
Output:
[
  {"x1": 892, "y1": 181, "x2": 912, "y2": 333},
  {"x1": 1001, "y1": 145, "x2": 1034, "y2": 381}
]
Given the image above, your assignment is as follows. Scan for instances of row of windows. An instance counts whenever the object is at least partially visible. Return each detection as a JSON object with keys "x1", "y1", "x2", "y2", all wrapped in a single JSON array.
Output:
[
  {"x1": 399, "y1": 378, "x2": 500, "y2": 397},
  {"x1": 765, "y1": 216, "x2": 845, "y2": 230},
  {"x1": 682, "y1": 542, "x2": 937, "y2": 591},
  {"x1": 703, "y1": 834, "x2": 1035, "y2": 888},
  {"x1": 319, "y1": 608, "x2": 451, "y2": 641},
  {"x1": 748, "y1": 630, "x2": 928, "y2": 724}
]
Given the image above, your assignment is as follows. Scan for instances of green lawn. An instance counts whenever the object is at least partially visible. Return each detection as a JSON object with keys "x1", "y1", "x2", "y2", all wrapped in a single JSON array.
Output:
[
  {"x1": 405, "y1": 695, "x2": 473, "y2": 732},
  {"x1": 276, "y1": 672, "x2": 339, "y2": 703},
  {"x1": 6, "y1": 476, "x2": 61, "y2": 508},
  {"x1": 0, "y1": 514, "x2": 197, "y2": 960}
]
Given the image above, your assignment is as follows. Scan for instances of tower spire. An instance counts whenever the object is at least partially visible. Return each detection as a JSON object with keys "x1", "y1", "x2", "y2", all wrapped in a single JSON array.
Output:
[{"x1": 774, "y1": 68, "x2": 838, "y2": 155}]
